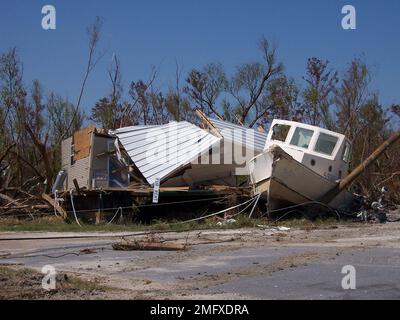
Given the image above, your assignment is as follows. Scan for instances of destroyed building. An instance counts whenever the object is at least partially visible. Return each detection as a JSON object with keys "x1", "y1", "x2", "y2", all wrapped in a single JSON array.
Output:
[
  {"x1": 53, "y1": 117, "x2": 266, "y2": 222},
  {"x1": 56, "y1": 126, "x2": 132, "y2": 192},
  {"x1": 52, "y1": 109, "x2": 399, "y2": 224},
  {"x1": 56, "y1": 115, "x2": 268, "y2": 192}
]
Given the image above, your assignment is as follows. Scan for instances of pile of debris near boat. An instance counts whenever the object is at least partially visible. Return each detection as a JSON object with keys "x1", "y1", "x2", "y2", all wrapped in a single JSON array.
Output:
[
  {"x1": 3, "y1": 110, "x2": 397, "y2": 224},
  {"x1": 42, "y1": 109, "x2": 399, "y2": 225}
]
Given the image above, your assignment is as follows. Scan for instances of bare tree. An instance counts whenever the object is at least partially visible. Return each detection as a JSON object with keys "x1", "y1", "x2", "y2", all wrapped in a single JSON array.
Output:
[
  {"x1": 184, "y1": 62, "x2": 227, "y2": 119},
  {"x1": 48, "y1": 93, "x2": 84, "y2": 142},
  {"x1": 91, "y1": 54, "x2": 125, "y2": 129},
  {"x1": 229, "y1": 36, "x2": 283, "y2": 127},
  {"x1": 63, "y1": 16, "x2": 104, "y2": 139},
  {"x1": 265, "y1": 75, "x2": 303, "y2": 123},
  {"x1": 0, "y1": 48, "x2": 26, "y2": 145},
  {"x1": 302, "y1": 57, "x2": 338, "y2": 129},
  {"x1": 0, "y1": 47, "x2": 87, "y2": 193},
  {"x1": 109, "y1": 54, "x2": 122, "y2": 110},
  {"x1": 0, "y1": 48, "x2": 31, "y2": 187},
  {"x1": 166, "y1": 61, "x2": 195, "y2": 122},
  {"x1": 335, "y1": 58, "x2": 370, "y2": 138},
  {"x1": 120, "y1": 68, "x2": 159, "y2": 126}
]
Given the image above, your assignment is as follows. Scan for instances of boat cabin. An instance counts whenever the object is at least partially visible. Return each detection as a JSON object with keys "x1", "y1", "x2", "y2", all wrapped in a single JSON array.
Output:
[{"x1": 265, "y1": 120, "x2": 352, "y2": 183}]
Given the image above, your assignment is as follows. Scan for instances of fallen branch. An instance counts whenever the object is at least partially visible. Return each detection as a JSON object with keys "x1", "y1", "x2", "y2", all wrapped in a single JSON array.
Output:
[
  {"x1": 191, "y1": 238, "x2": 237, "y2": 246},
  {"x1": 0, "y1": 143, "x2": 15, "y2": 164},
  {"x1": 0, "y1": 193, "x2": 19, "y2": 206},
  {"x1": 42, "y1": 193, "x2": 68, "y2": 219},
  {"x1": 112, "y1": 241, "x2": 187, "y2": 251}
]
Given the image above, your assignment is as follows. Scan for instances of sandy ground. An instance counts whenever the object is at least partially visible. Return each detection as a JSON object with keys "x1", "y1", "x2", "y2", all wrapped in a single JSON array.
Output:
[{"x1": 1, "y1": 222, "x2": 400, "y2": 299}]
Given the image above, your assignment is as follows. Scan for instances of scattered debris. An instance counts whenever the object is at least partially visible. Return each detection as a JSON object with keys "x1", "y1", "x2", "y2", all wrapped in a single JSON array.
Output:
[
  {"x1": 277, "y1": 226, "x2": 291, "y2": 231},
  {"x1": 0, "y1": 189, "x2": 52, "y2": 218},
  {"x1": 216, "y1": 219, "x2": 237, "y2": 226},
  {"x1": 79, "y1": 248, "x2": 98, "y2": 255},
  {"x1": 257, "y1": 225, "x2": 291, "y2": 232},
  {"x1": 112, "y1": 240, "x2": 188, "y2": 251},
  {"x1": 1, "y1": 117, "x2": 398, "y2": 224},
  {"x1": 356, "y1": 187, "x2": 394, "y2": 223}
]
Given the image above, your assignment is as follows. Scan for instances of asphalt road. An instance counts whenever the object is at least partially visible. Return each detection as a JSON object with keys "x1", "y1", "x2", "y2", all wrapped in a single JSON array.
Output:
[{"x1": 0, "y1": 226, "x2": 400, "y2": 299}]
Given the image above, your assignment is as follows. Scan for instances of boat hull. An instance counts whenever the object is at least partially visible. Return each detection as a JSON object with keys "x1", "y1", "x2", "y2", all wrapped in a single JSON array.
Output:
[{"x1": 249, "y1": 145, "x2": 354, "y2": 212}]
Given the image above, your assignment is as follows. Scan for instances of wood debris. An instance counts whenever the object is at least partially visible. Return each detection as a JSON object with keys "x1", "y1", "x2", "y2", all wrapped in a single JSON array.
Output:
[
  {"x1": 112, "y1": 240, "x2": 188, "y2": 251},
  {"x1": 0, "y1": 189, "x2": 51, "y2": 218}
]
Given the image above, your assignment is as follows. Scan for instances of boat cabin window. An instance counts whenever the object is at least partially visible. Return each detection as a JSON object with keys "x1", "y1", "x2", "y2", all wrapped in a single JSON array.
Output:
[
  {"x1": 271, "y1": 124, "x2": 291, "y2": 142},
  {"x1": 290, "y1": 127, "x2": 314, "y2": 149},
  {"x1": 342, "y1": 141, "x2": 351, "y2": 162},
  {"x1": 314, "y1": 133, "x2": 339, "y2": 156}
]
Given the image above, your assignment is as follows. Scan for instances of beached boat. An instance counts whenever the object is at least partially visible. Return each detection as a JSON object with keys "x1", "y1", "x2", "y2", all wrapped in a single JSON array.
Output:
[{"x1": 248, "y1": 120, "x2": 355, "y2": 212}]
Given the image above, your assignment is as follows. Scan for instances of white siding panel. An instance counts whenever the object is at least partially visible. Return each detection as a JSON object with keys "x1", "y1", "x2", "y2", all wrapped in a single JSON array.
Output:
[
  {"x1": 67, "y1": 157, "x2": 90, "y2": 189},
  {"x1": 61, "y1": 137, "x2": 72, "y2": 170}
]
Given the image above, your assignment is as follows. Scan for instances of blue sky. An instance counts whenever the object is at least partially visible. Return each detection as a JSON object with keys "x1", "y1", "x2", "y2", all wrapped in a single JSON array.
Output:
[{"x1": 0, "y1": 0, "x2": 399, "y2": 118}]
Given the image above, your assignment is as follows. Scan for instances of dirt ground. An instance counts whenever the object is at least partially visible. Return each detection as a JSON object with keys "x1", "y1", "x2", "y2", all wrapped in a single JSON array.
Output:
[
  {"x1": 0, "y1": 266, "x2": 127, "y2": 300},
  {"x1": 1, "y1": 221, "x2": 400, "y2": 299}
]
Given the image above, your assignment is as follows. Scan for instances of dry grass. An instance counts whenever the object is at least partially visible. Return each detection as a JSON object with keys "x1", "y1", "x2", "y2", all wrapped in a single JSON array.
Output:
[{"x1": 0, "y1": 214, "x2": 356, "y2": 233}]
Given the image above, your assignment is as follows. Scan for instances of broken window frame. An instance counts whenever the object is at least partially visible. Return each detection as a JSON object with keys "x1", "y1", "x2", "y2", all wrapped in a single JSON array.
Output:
[
  {"x1": 342, "y1": 141, "x2": 352, "y2": 163},
  {"x1": 314, "y1": 132, "x2": 339, "y2": 156},
  {"x1": 107, "y1": 140, "x2": 129, "y2": 188},
  {"x1": 271, "y1": 124, "x2": 291, "y2": 143},
  {"x1": 289, "y1": 127, "x2": 314, "y2": 150}
]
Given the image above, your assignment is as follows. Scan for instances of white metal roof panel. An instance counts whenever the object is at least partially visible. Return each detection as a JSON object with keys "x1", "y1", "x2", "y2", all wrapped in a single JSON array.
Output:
[
  {"x1": 208, "y1": 118, "x2": 268, "y2": 153},
  {"x1": 114, "y1": 121, "x2": 221, "y2": 185}
]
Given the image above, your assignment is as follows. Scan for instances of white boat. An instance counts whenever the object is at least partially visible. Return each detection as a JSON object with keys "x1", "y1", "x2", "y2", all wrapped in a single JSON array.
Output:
[{"x1": 248, "y1": 120, "x2": 355, "y2": 213}]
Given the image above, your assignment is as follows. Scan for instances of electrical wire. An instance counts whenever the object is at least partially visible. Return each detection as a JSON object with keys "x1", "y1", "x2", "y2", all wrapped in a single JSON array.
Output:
[
  {"x1": 274, "y1": 210, "x2": 303, "y2": 223},
  {"x1": 53, "y1": 191, "x2": 59, "y2": 217},
  {"x1": 107, "y1": 207, "x2": 122, "y2": 225},
  {"x1": 69, "y1": 190, "x2": 82, "y2": 227},
  {"x1": 63, "y1": 196, "x2": 229, "y2": 215},
  {"x1": 175, "y1": 196, "x2": 258, "y2": 224},
  {"x1": 248, "y1": 193, "x2": 261, "y2": 218},
  {"x1": 261, "y1": 200, "x2": 341, "y2": 219}
]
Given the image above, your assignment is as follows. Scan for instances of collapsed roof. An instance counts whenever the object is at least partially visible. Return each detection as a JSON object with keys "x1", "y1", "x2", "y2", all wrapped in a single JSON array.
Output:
[
  {"x1": 113, "y1": 121, "x2": 221, "y2": 185},
  {"x1": 206, "y1": 117, "x2": 268, "y2": 153},
  {"x1": 113, "y1": 115, "x2": 270, "y2": 187}
]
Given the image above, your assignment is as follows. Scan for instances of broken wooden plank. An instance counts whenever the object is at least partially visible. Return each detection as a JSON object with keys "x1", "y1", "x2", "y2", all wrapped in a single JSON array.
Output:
[
  {"x1": 321, "y1": 130, "x2": 400, "y2": 203},
  {"x1": 42, "y1": 193, "x2": 68, "y2": 219},
  {"x1": 0, "y1": 204, "x2": 50, "y2": 212},
  {"x1": 159, "y1": 186, "x2": 190, "y2": 192},
  {"x1": 73, "y1": 179, "x2": 81, "y2": 195},
  {"x1": 112, "y1": 241, "x2": 187, "y2": 251},
  {"x1": 73, "y1": 126, "x2": 96, "y2": 161},
  {"x1": 0, "y1": 205, "x2": 29, "y2": 210},
  {"x1": 0, "y1": 193, "x2": 22, "y2": 208},
  {"x1": 0, "y1": 193, "x2": 15, "y2": 203},
  {"x1": 195, "y1": 109, "x2": 223, "y2": 138},
  {"x1": 32, "y1": 204, "x2": 51, "y2": 210},
  {"x1": 95, "y1": 150, "x2": 116, "y2": 158}
]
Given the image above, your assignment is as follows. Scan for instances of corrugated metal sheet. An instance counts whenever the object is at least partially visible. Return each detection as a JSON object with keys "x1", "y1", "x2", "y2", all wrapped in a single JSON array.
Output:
[
  {"x1": 207, "y1": 118, "x2": 268, "y2": 153},
  {"x1": 114, "y1": 121, "x2": 221, "y2": 185}
]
